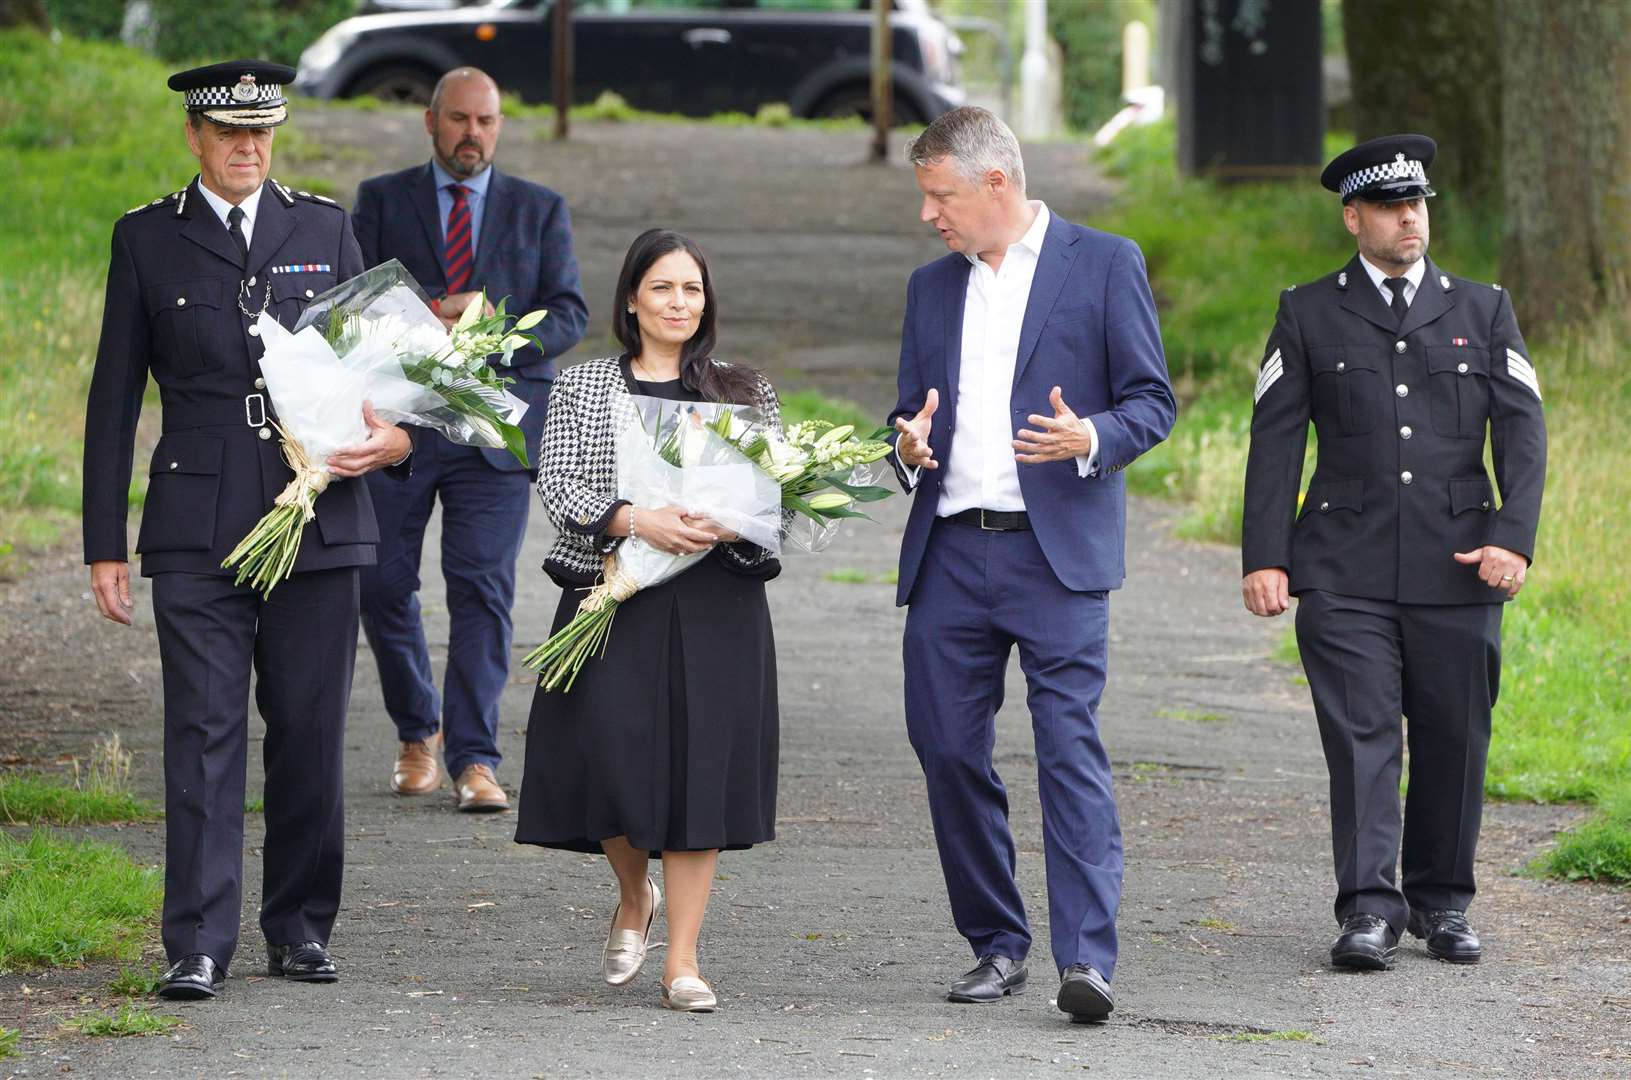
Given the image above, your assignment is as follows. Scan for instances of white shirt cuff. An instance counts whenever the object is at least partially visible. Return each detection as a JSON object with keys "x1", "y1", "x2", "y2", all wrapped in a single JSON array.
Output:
[
  {"x1": 1074, "y1": 416, "x2": 1100, "y2": 477},
  {"x1": 905, "y1": 462, "x2": 923, "y2": 488}
]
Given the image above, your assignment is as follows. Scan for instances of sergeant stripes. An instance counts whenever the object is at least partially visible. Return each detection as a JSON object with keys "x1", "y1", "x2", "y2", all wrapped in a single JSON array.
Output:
[
  {"x1": 1505, "y1": 348, "x2": 1542, "y2": 400},
  {"x1": 1254, "y1": 348, "x2": 1283, "y2": 403}
]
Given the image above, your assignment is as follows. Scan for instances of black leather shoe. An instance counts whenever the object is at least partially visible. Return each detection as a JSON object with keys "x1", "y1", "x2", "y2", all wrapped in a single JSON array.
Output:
[
  {"x1": 947, "y1": 954, "x2": 1027, "y2": 1003},
  {"x1": 1330, "y1": 913, "x2": 1399, "y2": 970},
  {"x1": 267, "y1": 941, "x2": 339, "y2": 982},
  {"x1": 157, "y1": 954, "x2": 224, "y2": 1000},
  {"x1": 1408, "y1": 909, "x2": 1481, "y2": 964},
  {"x1": 1057, "y1": 964, "x2": 1114, "y2": 1022}
]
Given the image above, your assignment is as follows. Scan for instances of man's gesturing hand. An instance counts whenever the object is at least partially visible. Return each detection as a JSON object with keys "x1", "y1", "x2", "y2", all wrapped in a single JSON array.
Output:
[
  {"x1": 90, "y1": 560, "x2": 134, "y2": 626},
  {"x1": 1242, "y1": 568, "x2": 1290, "y2": 617},
  {"x1": 327, "y1": 401, "x2": 412, "y2": 478},
  {"x1": 1014, "y1": 386, "x2": 1092, "y2": 464},
  {"x1": 894, "y1": 388, "x2": 939, "y2": 470},
  {"x1": 1453, "y1": 545, "x2": 1528, "y2": 598}
]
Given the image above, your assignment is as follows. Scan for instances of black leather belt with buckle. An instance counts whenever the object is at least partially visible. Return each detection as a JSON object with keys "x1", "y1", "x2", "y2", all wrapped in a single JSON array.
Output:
[{"x1": 949, "y1": 508, "x2": 1031, "y2": 531}]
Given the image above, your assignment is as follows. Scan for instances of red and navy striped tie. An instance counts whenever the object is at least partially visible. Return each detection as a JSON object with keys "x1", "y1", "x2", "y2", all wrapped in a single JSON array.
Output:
[{"x1": 444, "y1": 183, "x2": 473, "y2": 294}]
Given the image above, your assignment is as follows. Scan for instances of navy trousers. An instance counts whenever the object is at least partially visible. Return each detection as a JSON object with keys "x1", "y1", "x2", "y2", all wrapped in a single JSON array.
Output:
[
  {"x1": 150, "y1": 568, "x2": 356, "y2": 969},
  {"x1": 903, "y1": 518, "x2": 1123, "y2": 979},
  {"x1": 1295, "y1": 590, "x2": 1501, "y2": 932},
  {"x1": 360, "y1": 435, "x2": 532, "y2": 778}
]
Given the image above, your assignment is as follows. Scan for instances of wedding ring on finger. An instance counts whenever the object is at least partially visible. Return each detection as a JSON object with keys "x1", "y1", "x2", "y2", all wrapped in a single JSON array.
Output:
[{"x1": 1501, "y1": 574, "x2": 1516, "y2": 583}]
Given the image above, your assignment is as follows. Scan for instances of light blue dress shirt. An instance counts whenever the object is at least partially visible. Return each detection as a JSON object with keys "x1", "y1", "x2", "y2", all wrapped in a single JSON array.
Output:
[{"x1": 431, "y1": 160, "x2": 492, "y2": 259}]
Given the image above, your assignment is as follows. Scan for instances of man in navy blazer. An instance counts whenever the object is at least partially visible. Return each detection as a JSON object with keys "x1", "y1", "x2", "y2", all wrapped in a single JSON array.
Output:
[
  {"x1": 888, "y1": 108, "x2": 1175, "y2": 1021},
  {"x1": 352, "y1": 67, "x2": 588, "y2": 812}
]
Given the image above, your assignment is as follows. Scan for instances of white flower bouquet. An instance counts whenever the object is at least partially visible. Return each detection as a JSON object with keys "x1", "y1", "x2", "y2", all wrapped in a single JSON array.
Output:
[
  {"x1": 522, "y1": 397, "x2": 893, "y2": 692},
  {"x1": 221, "y1": 259, "x2": 545, "y2": 595}
]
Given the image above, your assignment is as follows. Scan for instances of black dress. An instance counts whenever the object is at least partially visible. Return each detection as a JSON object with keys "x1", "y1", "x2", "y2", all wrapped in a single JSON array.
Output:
[{"x1": 514, "y1": 376, "x2": 780, "y2": 854}]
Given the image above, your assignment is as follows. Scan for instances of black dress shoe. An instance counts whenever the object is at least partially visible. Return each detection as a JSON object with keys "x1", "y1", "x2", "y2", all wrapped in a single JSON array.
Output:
[
  {"x1": 157, "y1": 954, "x2": 225, "y2": 1000},
  {"x1": 267, "y1": 941, "x2": 339, "y2": 982},
  {"x1": 1057, "y1": 964, "x2": 1115, "y2": 1022},
  {"x1": 1330, "y1": 913, "x2": 1399, "y2": 970},
  {"x1": 1408, "y1": 909, "x2": 1481, "y2": 964},
  {"x1": 947, "y1": 954, "x2": 1027, "y2": 1003}
]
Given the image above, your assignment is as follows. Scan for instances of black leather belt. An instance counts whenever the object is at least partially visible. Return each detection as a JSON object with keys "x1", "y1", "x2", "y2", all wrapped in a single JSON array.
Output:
[
  {"x1": 161, "y1": 394, "x2": 271, "y2": 432},
  {"x1": 948, "y1": 508, "x2": 1031, "y2": 531}
]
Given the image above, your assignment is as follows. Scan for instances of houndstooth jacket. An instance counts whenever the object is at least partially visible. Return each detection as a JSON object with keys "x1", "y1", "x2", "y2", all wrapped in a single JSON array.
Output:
[{"x1": 536, "y1": 355, "x2": 784, "y2": 586}]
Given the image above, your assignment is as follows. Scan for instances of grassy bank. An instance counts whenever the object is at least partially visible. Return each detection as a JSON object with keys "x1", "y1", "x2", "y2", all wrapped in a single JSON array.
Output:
[
  {"x1": 1095, "y1": 121, "x2": 1629, "y2": 883},
  {"x1": 0, "y1": 830, "x2": 162, "y2": 972}
]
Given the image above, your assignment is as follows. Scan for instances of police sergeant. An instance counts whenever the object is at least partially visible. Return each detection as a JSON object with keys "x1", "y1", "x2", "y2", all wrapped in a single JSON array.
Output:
[
  {"x1": 1240, "y1": 135, "x2": 1547, "y2": 971},
  {"x1": 82, "y1": 60, "x2": 414, "y2": 1000}
]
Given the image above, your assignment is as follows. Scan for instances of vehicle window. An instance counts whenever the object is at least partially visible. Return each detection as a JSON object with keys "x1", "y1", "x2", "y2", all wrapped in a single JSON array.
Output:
[{"x1": 575, "y1": 0, "x2": 728, "y2": 12}]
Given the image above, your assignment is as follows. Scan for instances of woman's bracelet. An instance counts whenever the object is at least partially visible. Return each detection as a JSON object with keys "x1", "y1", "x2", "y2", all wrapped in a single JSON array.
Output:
[{"x1": 627, "y1": 504, "x2": 637, "y2": 539}]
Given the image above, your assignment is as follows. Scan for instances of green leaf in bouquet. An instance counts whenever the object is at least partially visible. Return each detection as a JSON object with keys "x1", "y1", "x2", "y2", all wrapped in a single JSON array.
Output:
[
  {"x1": 500, "y1": 422, "x2": 531, "y2": 469},
  {"x1": 818, "y1": 472, "x2": 894, "y2": 502}
]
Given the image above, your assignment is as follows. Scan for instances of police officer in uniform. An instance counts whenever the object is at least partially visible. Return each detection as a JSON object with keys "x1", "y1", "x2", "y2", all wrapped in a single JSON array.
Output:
[
  {"x1": 1241, "y1": 135, "x2": 1546, "y2": 971},
  {"x1": 82, "y1": 61, "x2": 414, "y2": 1000}
]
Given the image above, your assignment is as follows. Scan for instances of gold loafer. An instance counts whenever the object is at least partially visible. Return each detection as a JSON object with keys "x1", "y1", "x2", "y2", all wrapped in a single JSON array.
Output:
[
  {"x1": 602, "y1": 876, "x2": 660, "y2": 987},
  {"x1": 661, "y1": 974, "x2": 717, "y2": 1012}
]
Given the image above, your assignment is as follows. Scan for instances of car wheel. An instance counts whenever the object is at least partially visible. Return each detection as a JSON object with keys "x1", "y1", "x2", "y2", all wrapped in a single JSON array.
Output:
[
  {"x1": 812, "y1": 86, "x2": 927, "y2": 126},
  {"x1": 353, "y1": 65, "x2": 437, "y2": 106}
]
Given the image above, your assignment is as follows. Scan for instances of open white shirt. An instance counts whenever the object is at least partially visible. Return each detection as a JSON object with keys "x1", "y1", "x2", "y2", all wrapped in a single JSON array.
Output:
[
  {"x1": 195, "y1": 178, "x2": 263, "y2": 251},
  {"x1": 920, "y1": 202, "x2": 1098, "y2": 514},
  {"x1": 1358, "y1": 252, "x2": 1424, "y2": 309}
]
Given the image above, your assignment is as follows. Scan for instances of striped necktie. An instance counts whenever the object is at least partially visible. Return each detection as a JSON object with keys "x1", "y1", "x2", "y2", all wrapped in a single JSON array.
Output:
[{"x1": 444, "y1": 184, "x2": 473, "y2": 294}]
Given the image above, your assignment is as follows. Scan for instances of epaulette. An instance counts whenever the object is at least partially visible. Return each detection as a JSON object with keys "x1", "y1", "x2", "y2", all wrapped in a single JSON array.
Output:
[
  {"x1": 124, "y1": 190, "x2": 181, "y2": 217},
  {"x1": 270, "y1": 179, "x2": 295, "y2": 206},
  {"x1": 275, "y1": 180, "x2": 341, "y2": 209}
]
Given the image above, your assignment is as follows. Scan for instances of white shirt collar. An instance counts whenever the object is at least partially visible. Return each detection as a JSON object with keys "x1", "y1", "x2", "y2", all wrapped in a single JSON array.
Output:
[
  {"x1": 1358, "y1": 252, "x2": 1425, "y2": 294},
  {"x1": 965, "y1": 201, "x2": 1051, "y2": 266},
  {"x1": 195, "y1": 177, "x2": 264, "y2": 234}
]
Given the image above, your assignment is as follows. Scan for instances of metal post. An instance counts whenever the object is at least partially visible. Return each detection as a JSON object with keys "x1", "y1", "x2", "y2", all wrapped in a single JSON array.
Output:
[
  {"x1": 1020, "y1": 0, "x2": 1049, "y2": 138},
  {"x1": 552, "y1": 0, "x2": 573, "y2": 141},
  {"x1": 869, "y1": 0, "x2": 892, "y2": 163}
]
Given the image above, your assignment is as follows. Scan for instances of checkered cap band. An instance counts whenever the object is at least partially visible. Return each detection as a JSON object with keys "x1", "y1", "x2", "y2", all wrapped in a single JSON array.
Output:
[
  {"x1": 184, "y1": 83, "x2": 283, "y2": 109},
  {"x1": 1340, "y1": 157, "x2": 1427, "y2": 197}
]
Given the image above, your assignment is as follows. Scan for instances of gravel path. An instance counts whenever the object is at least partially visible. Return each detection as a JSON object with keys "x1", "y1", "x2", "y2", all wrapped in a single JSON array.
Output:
[{"x1": 1, "y1": 114, "x2": 1626, "y2": 1079}]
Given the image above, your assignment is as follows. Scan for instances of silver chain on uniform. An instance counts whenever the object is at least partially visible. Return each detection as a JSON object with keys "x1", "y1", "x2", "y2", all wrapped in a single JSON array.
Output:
[{"x1": 237, "y1": 277, "x2": 271, "y2": 319}]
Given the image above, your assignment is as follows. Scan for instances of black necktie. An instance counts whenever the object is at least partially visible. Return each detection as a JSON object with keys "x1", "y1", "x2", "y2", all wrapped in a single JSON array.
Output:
[
  {"x1": 1383, "y1": 276, "x2": 1410, "y2": 324},
  {"x1": 227, "y1": 205, "x2": 249, "y2": 264}
]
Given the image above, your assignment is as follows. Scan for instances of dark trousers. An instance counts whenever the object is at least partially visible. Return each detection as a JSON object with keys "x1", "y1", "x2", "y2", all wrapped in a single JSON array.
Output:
[
  {"x1": 360, "y1": 437, "x2": 531, "y2": 778},
  {"x1": 903, "y1": 519, "x2": 1123, "y2": 979},
  {"x1": 1295, "y1": 590, "x2": 1502, "y2": 932},
  {"x1": 150, "y1": 568, "x2": 357, "y2": 970}
]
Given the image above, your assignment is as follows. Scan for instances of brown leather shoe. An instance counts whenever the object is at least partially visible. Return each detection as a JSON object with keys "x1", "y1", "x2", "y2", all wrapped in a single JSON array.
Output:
[
  {"x1": 454, "y1": 764, "x2": 509, "y2": 813},
  {"x1": 391, "y1": 732, "x2": 443, "y2": 796}
]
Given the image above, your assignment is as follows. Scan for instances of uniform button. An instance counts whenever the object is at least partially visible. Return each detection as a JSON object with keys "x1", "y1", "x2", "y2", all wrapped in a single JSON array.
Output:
[
  {"x1": 1401, "y1": 470, "x2": 1413, "y2": 485},
  {"x1": 1395, "y1": 383, "x2": 1409, "y2": 398},
  {"x1": 169, "y1": 461, "x2": 178, "y2": 470},
  {"x1": 247, "y1": 324, "x2": 261, "y2": 337},
  {"x1": 1336, "y1": 361, "x2": 1346, "y2": 372},
  {"x1": 1395, "y1": 340, "x2": 1407, "y2": 353},
  {"x1": 254, "y1": 377, "x2": 266, "y2": 389},
  {"x1": 1400, "y1": 425, "x2": 1412, "y2": 439},
  {"x1": 176, "y1": 296, "x2": 186, "y2": 306},
  {"x1": 1318, "y1": 500, "x2": 1330, "y2": 512},
  {"x1": 305, "y1": 289, "x2": 315, "y2": 298},
  {"x1": 1457, "y1": 361, "x2": 1469, "y2": 374},
  {"x1": 248, "y1": 276, "x2": 256, "y2": 287},
  {"x1": 258, "y1": 427, "x2": 272, "y2": 441},
  {"x1": 1482, "y1": 499, "x2": 1491, "y2": 509}
]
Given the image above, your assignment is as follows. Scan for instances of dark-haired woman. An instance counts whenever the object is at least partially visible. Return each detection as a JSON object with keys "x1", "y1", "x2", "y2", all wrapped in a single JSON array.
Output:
[{"x1": 515, "y1": 230, "x2": 781, "y2": 1012}]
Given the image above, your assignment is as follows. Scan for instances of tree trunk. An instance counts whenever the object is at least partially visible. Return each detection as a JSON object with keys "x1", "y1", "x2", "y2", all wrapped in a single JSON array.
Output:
[
  {"x1": 1341, "y1": 0, "x2": 1502, "y2": 208},
  {"x1": 0, "y1": 0, "x2": 49, "y2": 30},
  {"x1": 1498, "y1": 1, "x2": 1631, "y2": 331}
]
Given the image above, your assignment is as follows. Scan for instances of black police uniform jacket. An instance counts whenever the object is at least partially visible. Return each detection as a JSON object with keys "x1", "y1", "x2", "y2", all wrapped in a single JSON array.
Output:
[
  {"x1": 1242, "y1": 253, "x2": 1547, "y2": 606},
  {"x1": 83, "y1": 176, "x2": 384, "y2": 576}
]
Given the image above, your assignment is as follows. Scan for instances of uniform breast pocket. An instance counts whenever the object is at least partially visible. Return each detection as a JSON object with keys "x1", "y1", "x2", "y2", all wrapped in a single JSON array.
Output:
[
  {"x1": 1308, "y1": 347, "x2": 1381, "y2": 436},
  {"x1": 1425, "y1": 347, "x2": 1490, "y2": 438},
  {"x1": 134, "y1": 434, "x2": 223, "y2": 553},
  {"x1": 144, "y1": 279, "x2": 224, "y2": 378},
  {"x1": 270, "y1": 272, "x2": 336, "y2": 321}
]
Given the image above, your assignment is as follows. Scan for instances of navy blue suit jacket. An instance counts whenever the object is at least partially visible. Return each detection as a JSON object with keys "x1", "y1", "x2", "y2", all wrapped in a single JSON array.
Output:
[
  {"x1": 888, "y1": 213, "x2": 1176, "y2": 606},
  {"x1": 352, "y1": 163, "x2": 589, "y2": 473}
]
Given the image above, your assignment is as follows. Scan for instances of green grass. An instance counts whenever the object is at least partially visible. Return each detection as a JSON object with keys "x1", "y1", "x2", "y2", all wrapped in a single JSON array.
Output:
[
  {"x1": 0, "y1": 830, "x2": 162, "y2": 973},
  {"x1": 1222, "y1": 1030, "x2": 1321, "y2": 1044},
  {"x1": 824, "y1": 569, "x2": 871, "y2": 585},
  {"x1": 777, "y1": 389, "x2": 879, "y2": 433},
  {"x1": 1157, "y1": 708, "x2": 1228, "y2": 724},
  {"x1": 0, "y1": 1027, "x2": 17, "y2": 1059},
  {"x1": 61, "y1": 1003, "x2": 180, "y2": 1037},
  {"x1": 1534, "y1": 788, "x2": 1631, "y2": 885},
  {"x1": 1271, "y1": 628, "x2": 1300, "y2": 665},
  {"x1": 107, "y1": 962, "x2": 164, "y2": 997},
  {"x1": 1195, "y1": 916, "x2": 1236, "y2": 931},
  {"x1": 245, "y1": 797, "x2": 265, "y2": 813},
  {"x1": 0, "y1": 775, "x2": 157, "y2": 826},
  {"x1": 1095, "y1": 120, "x2": 1631, "y2": 881}
]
